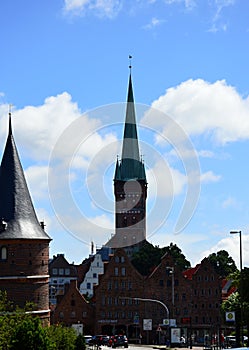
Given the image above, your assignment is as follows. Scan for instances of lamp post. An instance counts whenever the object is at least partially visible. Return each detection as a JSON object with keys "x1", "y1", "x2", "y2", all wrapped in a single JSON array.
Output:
[
  {"x1": 119, "y1": 297, "x2": 170, "y2": 344},
  {"x1": 230, "y1": 230, "x2": 243, "y2": 347},
  {"x1": 166, "y1": 266, "x2": 175, "y2": 310}
]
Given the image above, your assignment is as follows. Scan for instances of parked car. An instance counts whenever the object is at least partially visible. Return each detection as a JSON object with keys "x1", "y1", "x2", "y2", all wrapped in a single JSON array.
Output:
[
  {"x1": 108, "y1": 335, "x2": 115, "y2": 347},
  {"x1": 225, "y1": 336, "x2": 248, "y2": 348},
  {"x1": 90, "y1": 335, "x2": 109, "y2": 346},
  {"x1": 225, "y1": 335, "x2": 236, "y2": 347},
  {"x1": 84, "y1": 335, "x2": 93, "y2": 345},
  {"x1": 111, "y1": 335, "x2": 128, "y2": 348},
  {"x1": 102, "y1": 335, "x2": 110, "y2": 345}
]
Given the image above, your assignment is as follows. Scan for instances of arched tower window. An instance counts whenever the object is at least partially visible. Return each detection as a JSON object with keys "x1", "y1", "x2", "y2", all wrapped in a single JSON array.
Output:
[{"x1": 1, "y1": 246, "x2": 7, "y2": 260}]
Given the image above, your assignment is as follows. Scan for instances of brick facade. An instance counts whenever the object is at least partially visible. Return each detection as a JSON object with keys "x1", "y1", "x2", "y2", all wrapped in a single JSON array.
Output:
[
  {"x1": 49, "y1": 254, "x2": 78, "y2": 305},
  {"x1": 52, "y1": 279, "x2": 94, "y2": 334},
  {"x1": 94, "y1": 249, "x2": 146, "y2": 337},
  {"x1": 51, "y1": 247, "x2": 222, "y2": 344},
  {"x1": 0, "y1": 238, "x2": 50, "y2": 322},
  {"x1": 0, "y1": 116, "x2": 51, "y2": 324}
]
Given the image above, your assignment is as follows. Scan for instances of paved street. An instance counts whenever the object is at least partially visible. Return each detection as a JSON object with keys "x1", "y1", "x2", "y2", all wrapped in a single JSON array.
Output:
[{"x1": 88, "y1": 344, "x2": 202, "y2": 350}]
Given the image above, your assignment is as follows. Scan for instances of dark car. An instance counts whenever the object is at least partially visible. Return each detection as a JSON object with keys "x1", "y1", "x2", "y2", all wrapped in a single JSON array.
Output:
[
  {"x1": 111, "y1": 335, "x2": 128, "y2": 348},
  {"x1": 102, "y1": 335, "x2": 110, "y2": 345},
  {"x1": 90, "y1": 335, "x2": 109, "y2": 346}
]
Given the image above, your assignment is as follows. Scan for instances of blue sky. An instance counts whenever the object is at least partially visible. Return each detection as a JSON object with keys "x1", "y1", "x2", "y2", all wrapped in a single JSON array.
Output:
[{"x1": 0, "y1": 0, "x2": 249, "y2": 267}]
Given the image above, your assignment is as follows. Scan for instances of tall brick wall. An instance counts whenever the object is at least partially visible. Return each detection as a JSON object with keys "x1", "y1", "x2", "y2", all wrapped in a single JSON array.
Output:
[{"x1": 0, "y1": 239, "x2": 50, "y2": 319}]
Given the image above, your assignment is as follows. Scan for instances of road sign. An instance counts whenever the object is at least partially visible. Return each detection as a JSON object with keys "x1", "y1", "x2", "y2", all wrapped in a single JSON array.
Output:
[
  {"x1": 134, "y1": 314, "x2": 139, "y2": 324},
  {"x1": 226, "y1": 311, "x2": 235, "y2": 322},
  {"x1": 143, "y1": 319, "x2": 152, "y2": 330},
  {"x1": 156, "y1": 325, "x2": 162, "y2": 332},
  {"x1": 163, "y1": 318, "x2": 169, "y2": 326}
]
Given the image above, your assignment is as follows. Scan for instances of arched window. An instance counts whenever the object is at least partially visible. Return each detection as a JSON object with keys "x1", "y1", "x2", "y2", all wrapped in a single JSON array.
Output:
[{"x1": 1, "y1": 247, "x2": 7, "y2": 260}]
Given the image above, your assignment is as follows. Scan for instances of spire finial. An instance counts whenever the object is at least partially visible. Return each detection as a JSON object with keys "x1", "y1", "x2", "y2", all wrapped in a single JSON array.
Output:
[
  {"x1": 8, "y1": 104, "x2": 13, "y2": 135},
  {"x1": 129, "y1": 55, "x2": 132, "y2": 73}
]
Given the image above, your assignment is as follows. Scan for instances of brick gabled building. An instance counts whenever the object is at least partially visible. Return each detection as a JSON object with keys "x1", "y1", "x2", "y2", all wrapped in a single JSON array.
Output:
[
  {"x1": 49, "y1": 247, "x2": 223, "y2": 344},
  {"x1": 94, "y1": 248, "x2": 146, "y2": 337},
  {"x1": 52, "y1": 279, "x2": 94, "y2": 334},
  {"x1": 146, "y1": 252, "x2": 191, "y2": 330},
  {"x1": 183, "y1": 257, "x2": 222, "y2": 343},
  {"x1": 89, "y1": 248, "x2": 222, "y2": 345},
  {"x1": 0, "y1": 113, "x2": 51, "y2": 324},
  {"x1": 49, "y1": 253, "x2": 78, "y2": 305}
]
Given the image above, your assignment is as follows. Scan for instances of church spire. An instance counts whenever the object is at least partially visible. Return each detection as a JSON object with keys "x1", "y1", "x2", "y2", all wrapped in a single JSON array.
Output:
[
  {"x1": 108, "y1": 67, "x2": 147, "y2": 250},
  {"x1": 114, "y1": 72, "x2": 146, "y2": 181},
  {"x1": 121, "y1": 73, "x2": 139, "y2": 162},
  {"x1": 0, "y1": 114, "x2": 51, "y2": 240}
]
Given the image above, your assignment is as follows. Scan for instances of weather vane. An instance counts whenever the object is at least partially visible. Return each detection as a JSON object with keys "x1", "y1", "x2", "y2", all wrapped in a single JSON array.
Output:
[
  {"x1": 9, "y1": 103, "x2": 13, "y2": 116},
  {"x1": 129, "y1": 55, "x2": 132, "y2": 72}
]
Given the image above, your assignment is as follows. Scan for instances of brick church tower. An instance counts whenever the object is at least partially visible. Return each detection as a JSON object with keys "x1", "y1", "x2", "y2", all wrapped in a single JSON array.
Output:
[
  {"x1": 107, "y1": 73, "x2": 147, "y2": 254},
  {"x1": 0, "y1": 113, "x2": 51, "y2": 323}
]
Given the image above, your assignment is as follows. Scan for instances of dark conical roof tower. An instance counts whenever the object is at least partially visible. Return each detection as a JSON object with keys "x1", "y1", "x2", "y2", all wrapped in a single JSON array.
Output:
[
  {"x1": 0, "y1": 113, "x2": 50, "y2": 240},
  {"x1": 0, "y1": 113, "x2": 51, "y2": 322},
  {"x1": 107, "y1": 70, "x2": 147, "y2": 254}
]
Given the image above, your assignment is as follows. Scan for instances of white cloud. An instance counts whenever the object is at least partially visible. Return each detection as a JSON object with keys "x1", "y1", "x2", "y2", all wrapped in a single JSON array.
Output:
[
  {"x1": 198, "y1": 150, "x2": 215, "y2": 158},
  {"x1": 143, "y1": 79, "x2": 249, "y2": 145},
  {"x1": 208, "y1": 0, "x2": 236, "y2": 33},
  {"x1": 3, "y1": 93, "x2": 81, "y2": 161},
  {"x1": 147, "y1": 160, "x2": 186, "y2": 197},
  {"x1": 164, "y1": 0, "x2": 196, "y2": 10},
  {"x1": 25, "y1": 165, "x2": 49, "y2": 200},
  {"x1": 0, "y1": 93, "x2": 108, "y2": 167},
  {"x1": 201, "y1": 170, "x2": 221, "y2": 184},
  {"x1": 200, "y1": 233, "x2": 249, "y2": 269},
  {"x1": 222, "y1": 196, "x2": 238, "y2": 209},
  {"x1": 63, "y1": 0, "x2": 122, "y2": 18},
  {"x1": 143, "y1": 17, "x2": 165, "y2": 30},
  {"x1": 71, "y1": 132, "x2": 118, "y2": 171}
]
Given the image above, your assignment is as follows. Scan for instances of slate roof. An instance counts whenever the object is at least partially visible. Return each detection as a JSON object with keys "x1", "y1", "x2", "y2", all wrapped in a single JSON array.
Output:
[
  {"x1": 0, "y1": 115, "x2": 51, "y2": 240},
  {"x1": 114, "y1": 74, "x2": 146, "y2": 181}
]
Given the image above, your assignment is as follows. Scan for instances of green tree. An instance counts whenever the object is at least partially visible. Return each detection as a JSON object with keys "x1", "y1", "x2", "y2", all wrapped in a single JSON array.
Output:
[
  {"x1": 0, "y1": 291, "x2": 26, "y2": 349},
  {"x1": 162, "y1": 243, "x2": 191, "y2": 270},
  {"x1": 0, "y1": 290, "x2": 16, "y2": 315},
  {"x1": 10, "y1": 316, "x2": 52, "y2": 350},
  {"x1": 232, "y1": 268, "x2": 249, "y2": 341},
  {"x1": 222, "y1": 269, "x2": 249, "y2": 346},
  {"x1": 0, "y1": 291, "x2": 82, "y2": 350},
  {"x1": 131, "y1": 242, "x2": 163, "y2": 275},
  {"x1": 208, "y1": 250, "x2": 237, "y2": 277},
  {"x1": 46, "y1": 324, "x2": 77, "y2": 350},
  {"x1": 75, "y1": 334, "x2": 86, "y2": 350},
  {"x1": 131, "y1": 242, "x2": 191, "y2": 275}
]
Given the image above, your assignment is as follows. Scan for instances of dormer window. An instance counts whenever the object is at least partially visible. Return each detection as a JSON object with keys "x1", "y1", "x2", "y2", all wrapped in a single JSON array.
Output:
[
  {"x1": 0, "y1": 219, "x2": 7, "y2": 232},
  {"x1": 1, "y1": 246, "x2": 7, "y2": 260}
]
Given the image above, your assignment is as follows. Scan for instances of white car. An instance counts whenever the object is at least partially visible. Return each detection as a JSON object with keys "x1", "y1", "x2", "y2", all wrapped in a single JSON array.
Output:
[{"x1": 84, "y1": 335, "x2": 93, "y2": 345}]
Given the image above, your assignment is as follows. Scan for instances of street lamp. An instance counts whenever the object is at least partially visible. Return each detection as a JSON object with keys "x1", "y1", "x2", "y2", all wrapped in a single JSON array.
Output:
[
  {"x1": 166, "y1": 267, "x2": 175, "y2": 307},
  {"x1": 230, "y1": 230, "x2": 242, "y2": 271},
  {"x1": 230, "y1": 230, "x2": 243, "y2": 347}
]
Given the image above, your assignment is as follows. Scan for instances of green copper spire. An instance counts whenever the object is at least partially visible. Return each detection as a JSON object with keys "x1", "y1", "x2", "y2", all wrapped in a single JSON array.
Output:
[
  {"x1": 121, "y1": 74, "x2": 140, "y2": 163},
  {"x1": 114, "y1": 73, "x2": 146, "y2": 181}
]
